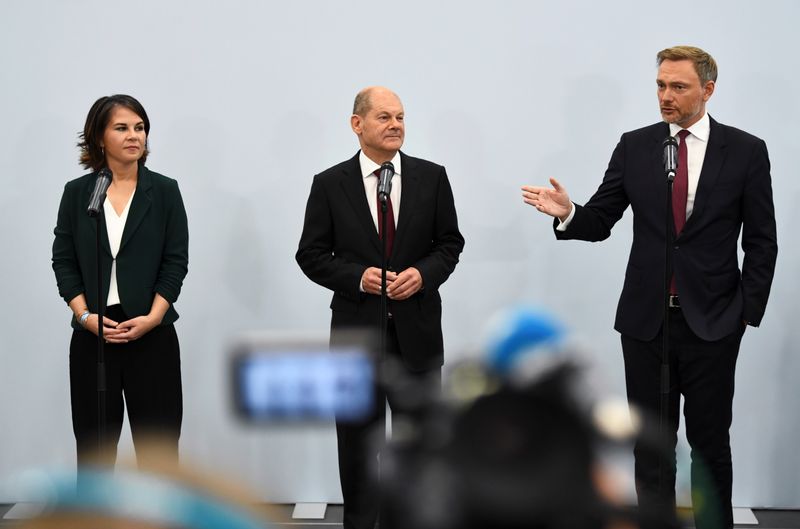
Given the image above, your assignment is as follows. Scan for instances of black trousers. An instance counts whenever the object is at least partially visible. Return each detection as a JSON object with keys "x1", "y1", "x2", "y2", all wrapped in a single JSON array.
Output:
[
  {"x1": 622, "y1": 307, "x2": 744, "y2": 529},
  {"x1": 69, "y1": 304, "x2": 182, "y2": 466},
  {"x1": 335, "y1": 318, "x2": 441, "y2": 529}
]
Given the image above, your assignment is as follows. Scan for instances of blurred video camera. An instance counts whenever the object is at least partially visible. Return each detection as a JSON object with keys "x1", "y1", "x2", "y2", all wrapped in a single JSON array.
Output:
[{"x1": 377, "y1": 307, "x2": 682, "y2": 529}]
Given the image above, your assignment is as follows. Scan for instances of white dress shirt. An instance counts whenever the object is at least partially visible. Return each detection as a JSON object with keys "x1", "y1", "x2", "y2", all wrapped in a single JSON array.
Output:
[
  {"x1": 358, "y1": 151, "x2": 402, "y2": 292},
  {"x1": 669, "y1": 112, "x2": 710, "y2": 220},
  {"x1": 359, "y1": 150, "x2": 402, "y2": 229},
  {"x1": 103, "y1": 192, "x2": 134, "y2": 306}
]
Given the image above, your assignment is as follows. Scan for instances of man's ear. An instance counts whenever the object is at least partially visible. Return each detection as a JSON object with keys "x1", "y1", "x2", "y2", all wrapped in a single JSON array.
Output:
[
  {"x1": 703, "y1": 80, "x2": 715, "y2": 102},
  {"x1": 350, "y1": 114, "x2": 362, "y2": 134}
]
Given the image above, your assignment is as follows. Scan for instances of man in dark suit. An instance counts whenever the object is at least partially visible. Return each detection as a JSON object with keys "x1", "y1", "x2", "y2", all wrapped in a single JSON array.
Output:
[
  {"x1": 296, "y1": 86, "x2": 464, "y2": 529},
  {"x1": 522, "y1": 46, "x2": 777, "y2": 529}
]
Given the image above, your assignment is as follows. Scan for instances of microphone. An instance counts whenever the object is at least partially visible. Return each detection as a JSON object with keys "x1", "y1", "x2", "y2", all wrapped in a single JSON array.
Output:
[
  {"x1": 87, "y1": 168, "x2": 112, "y2": 217},
  {"x1": 662, "y1": 136, "x2": 678, "y2": 182},
  {"x1": 377, "y1": 161, "x2": 395, "y2": 203}
]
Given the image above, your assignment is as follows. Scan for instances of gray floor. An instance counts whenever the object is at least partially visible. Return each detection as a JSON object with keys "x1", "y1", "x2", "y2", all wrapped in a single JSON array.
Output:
[{"x1": 743, "y1": 510, "x2": 800, "y2": 529}]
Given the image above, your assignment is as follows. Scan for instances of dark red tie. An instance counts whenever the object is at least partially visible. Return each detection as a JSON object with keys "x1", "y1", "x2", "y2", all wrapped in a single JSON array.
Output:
[
  {"x1": 672, "y1": 129, "x2": 690, "y2": 235},
  {"x1": 375, "y1": 172, "x2": 395, "y2": 256},
  {"x1": 670, "y1": 129, "x2": 690, "y2": 294}
]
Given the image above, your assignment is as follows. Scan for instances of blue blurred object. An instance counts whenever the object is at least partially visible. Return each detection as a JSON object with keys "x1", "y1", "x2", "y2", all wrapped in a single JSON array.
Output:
[
  {"x1": 485, "y1": 306, "x2": 565, "y2": 374},
  {"x1": 24, "y1": 468, "x2": 273, "y2": 529}
]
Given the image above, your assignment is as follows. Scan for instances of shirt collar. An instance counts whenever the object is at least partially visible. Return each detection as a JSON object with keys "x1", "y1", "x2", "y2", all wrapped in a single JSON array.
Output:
[
  {"x1": 360, "y1": 151, "x2": 402, "y2": 179},
  {"x1": 669, "y1": 111, "x2": 710, "y2": 142}
]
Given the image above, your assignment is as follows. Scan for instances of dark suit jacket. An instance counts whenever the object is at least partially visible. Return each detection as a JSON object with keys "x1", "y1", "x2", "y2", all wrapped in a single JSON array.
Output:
[
  {"x1": 557, "y1": 117, "x2": 777, "y2": 342},
  {"x1": 53, "y1": 165, "x2": 189, "y2": 329},
  {"x1": 296, "y1": 151, "x2": 464, "y2": 370}
]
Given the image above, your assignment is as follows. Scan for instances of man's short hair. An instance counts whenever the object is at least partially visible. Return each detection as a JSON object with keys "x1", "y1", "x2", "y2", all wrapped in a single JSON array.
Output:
[
  {"x1": 657, "y1": 46, "x2": 718, "y2": 84},
  {"x1": 352, "y1": 89, "x2": 372, "y2": 116}
]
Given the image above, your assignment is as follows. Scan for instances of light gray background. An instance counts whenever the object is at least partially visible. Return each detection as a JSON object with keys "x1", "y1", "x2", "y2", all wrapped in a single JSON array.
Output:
[{"x1": 1, "y1": 0, "x2": 798, "y2": 507}]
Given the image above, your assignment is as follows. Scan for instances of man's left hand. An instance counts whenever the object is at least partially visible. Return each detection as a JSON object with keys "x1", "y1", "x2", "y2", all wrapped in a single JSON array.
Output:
[{"x1": 387, "y1": 267, "x2": 423, "y2": 300}]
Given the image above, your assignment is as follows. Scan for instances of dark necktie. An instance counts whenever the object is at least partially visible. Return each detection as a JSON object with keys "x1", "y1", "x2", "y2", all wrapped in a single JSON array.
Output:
[
  {"x1": 670, "y1": 129, "x2": 690, "y2": 294},
  {"x1": 672, "y1": 129, "x2": 691, "y2": 235},
  {"x1": 375, "y1": 171, "x2": 395, "y2": 256}
]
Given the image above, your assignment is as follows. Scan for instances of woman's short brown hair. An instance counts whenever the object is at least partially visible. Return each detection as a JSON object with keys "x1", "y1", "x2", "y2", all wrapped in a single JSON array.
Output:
[{"x1": 78, "y1": 94, "x2": 150, "y2": 171}]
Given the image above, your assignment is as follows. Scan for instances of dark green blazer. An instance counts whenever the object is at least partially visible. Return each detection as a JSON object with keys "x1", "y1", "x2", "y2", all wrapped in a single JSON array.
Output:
[{"x1": 53, "y1": 165, "x2": 189, "y2": 330}]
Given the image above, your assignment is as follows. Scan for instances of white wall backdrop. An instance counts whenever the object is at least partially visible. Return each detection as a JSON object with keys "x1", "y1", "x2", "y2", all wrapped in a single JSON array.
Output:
[{"x1": 1, "y1": 0, "x2": 798, "y2": 507}]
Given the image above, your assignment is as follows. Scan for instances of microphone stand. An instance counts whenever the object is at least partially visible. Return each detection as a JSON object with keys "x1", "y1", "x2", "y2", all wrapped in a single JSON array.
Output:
[
  {"x1": 377, "y1": 195, "x2": 390, "y2": 492},
  {"x1": 92, "y1": 210, "x2": 107, "y2": 461},
  {"x1": 376, "y1": 161, "x2": 394, "y2": 490},
  {"x1": 659, "y1": 165, "x2": 676, "y2": 499},
  {"x1": 379, "y1": 196, "x2": 389, "y2": 364}
]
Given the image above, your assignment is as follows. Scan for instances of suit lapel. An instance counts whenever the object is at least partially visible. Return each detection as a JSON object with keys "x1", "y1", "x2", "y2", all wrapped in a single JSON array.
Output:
[
  {"x1": 394, "y1": 151, "x2": 418, "y2": 256},
  {"x1": 649, "y1": 123, "x2": 675, "y2": 236},
  {"x1": 683, "y1": 117, "x2": 726, "y2": 232},
  {"x1": 339, "y1": 153, "x2": 382, "y2": 254},
  {"x1": 119, "y1": 165, "x2": 153, "y2": 252},
  {"x1": 651, "y1": 122, "x2": 671, "y2": 188}
]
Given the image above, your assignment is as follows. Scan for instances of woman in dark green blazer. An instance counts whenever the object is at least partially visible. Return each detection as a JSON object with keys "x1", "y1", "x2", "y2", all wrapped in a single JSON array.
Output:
[{"x1": 52, "y1": 95, "x2": 188, "y2": 466}]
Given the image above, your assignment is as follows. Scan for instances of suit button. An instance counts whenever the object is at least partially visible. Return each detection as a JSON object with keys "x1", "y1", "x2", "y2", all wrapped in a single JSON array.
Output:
[{"x1": 674, "y1": 245, "x2": 679, "y2": 250}]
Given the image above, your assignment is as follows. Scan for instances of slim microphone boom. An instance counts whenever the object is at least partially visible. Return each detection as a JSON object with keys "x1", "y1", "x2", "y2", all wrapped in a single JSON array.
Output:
[
  {"x1": 377, "y1": 161, "x2": 395, "y2": 203},
  {"x1": 662, "y1": 136, "x2": 678, "y2": 182},
  {"x1": 87, "y1": 167, "x2": 113, "y2": 217}
]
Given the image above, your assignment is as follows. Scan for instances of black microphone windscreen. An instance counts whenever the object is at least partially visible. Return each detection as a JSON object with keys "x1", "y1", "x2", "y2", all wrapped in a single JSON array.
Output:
[
  {"x1": 87, "y1": 168, "x2": 113, "y2": 217},
  {"x1": 662, "y1": 136, "x2": 678, "y2": 177},
  {"x1": 378, "y1": 161, "x2": 395, "y2": 202}
]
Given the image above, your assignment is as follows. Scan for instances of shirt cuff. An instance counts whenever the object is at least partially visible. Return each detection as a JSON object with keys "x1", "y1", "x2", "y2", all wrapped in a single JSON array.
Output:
[{"x1": 555, "y1": 203, "x2": 576, "y2": 231}]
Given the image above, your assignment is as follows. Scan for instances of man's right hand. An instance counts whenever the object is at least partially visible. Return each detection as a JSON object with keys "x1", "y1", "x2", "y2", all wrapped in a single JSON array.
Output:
[
  {"x1": 361, "y1": 267, "x2": 397, "y2": 295},
  {"x1": 521, "y1": 178, "x2": 573, "y2": 222}
]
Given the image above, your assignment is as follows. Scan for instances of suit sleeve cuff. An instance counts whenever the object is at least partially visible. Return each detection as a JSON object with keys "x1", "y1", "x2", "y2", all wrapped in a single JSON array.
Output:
[{"x1": 556, "y1": 203, "x2": 576, "y2": 231}]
